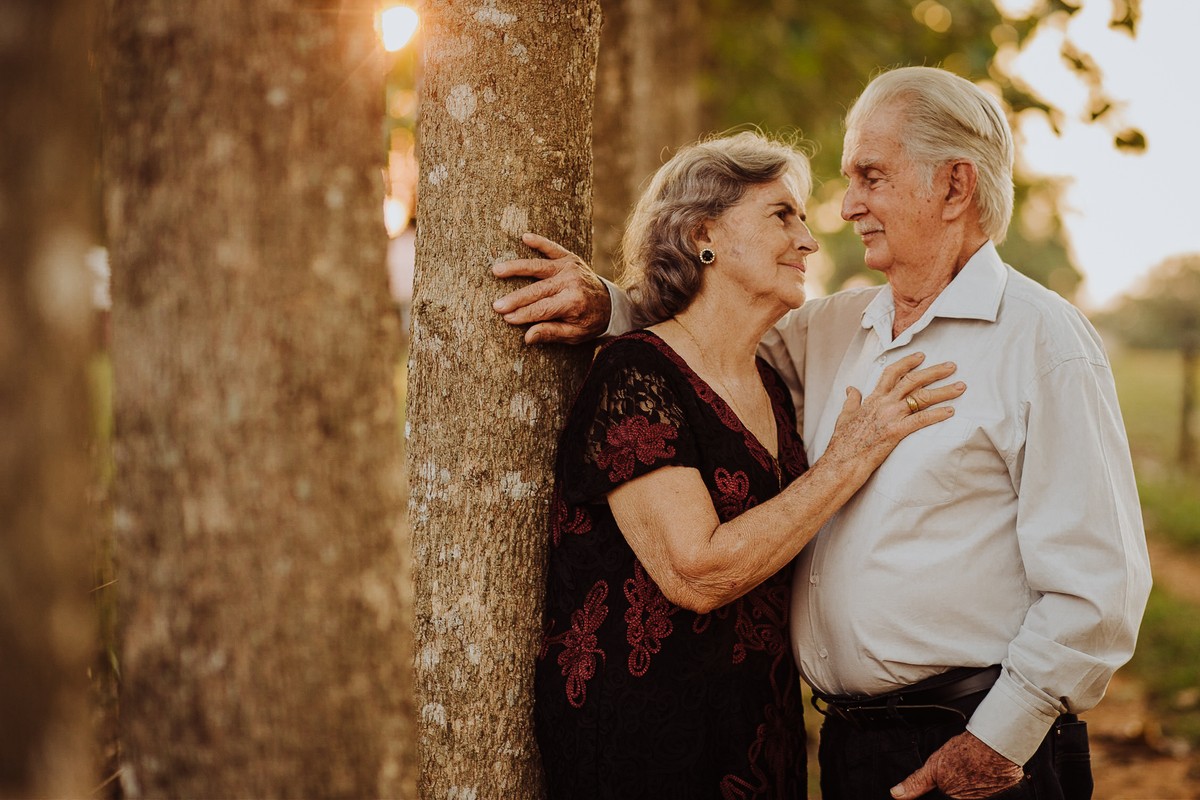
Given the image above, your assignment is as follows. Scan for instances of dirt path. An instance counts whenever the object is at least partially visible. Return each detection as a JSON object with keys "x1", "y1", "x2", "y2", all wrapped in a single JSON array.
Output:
[{"x1": 1082, "y1": 537, "x2": 1200, "y2": 798}]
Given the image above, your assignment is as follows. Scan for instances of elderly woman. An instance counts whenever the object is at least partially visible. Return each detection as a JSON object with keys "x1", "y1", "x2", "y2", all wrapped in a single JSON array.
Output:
[{"x1": 532, "y1": 132, "x2": 964, "y2": 799}]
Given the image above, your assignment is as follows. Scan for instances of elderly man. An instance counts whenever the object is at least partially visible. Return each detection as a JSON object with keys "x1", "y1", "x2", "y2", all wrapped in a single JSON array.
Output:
[{"x1": 493, "y1": 66, "x2": 1150, "y2": 799}]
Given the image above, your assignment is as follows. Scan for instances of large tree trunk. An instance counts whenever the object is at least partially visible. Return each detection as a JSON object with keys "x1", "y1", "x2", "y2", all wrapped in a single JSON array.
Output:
[
  {"x1": 103, "y1": 2, "x2": 414, "y2": 795},
  {"x1": 0, "y1": 1, "x2": 98, "y2": 794},
  {"x1": 592, "y1": 0, "x2": 701, "y2": 277},
  {"x1": 408, "y1": 1, "x2": 601, "y2": 796}
]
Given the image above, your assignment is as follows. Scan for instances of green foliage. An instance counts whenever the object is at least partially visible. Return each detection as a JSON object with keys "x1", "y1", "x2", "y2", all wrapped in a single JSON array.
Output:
[
  {"x1": 1098, "y1": 254, "x2": 1200, "y2": 352},
  {"x1": 1126, "y1": 587, "x2": 1200, "y2": 744},
  {"x1": 1109, "y1": 347, "x2": 1184, "y2": 461},
  {"x1": 1108, "y1": 346, "x2": 1200, "y2": 743},
  {"x1": 1137, "y1": 476, "x2": 1200, "y2": 550},
  {"x1": 698, "y1": 0, "x2": 1082, "y2": 295}
]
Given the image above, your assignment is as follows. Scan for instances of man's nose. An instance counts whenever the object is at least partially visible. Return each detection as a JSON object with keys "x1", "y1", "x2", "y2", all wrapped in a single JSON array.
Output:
[{"x1": 841, "y1": 187, "x2": 862, "y2": 221}]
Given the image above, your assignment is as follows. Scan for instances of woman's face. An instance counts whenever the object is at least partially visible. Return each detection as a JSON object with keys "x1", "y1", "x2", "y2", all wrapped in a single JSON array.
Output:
[{"x1": 701, "y1": 175, "x2": 819, "y2": 311}]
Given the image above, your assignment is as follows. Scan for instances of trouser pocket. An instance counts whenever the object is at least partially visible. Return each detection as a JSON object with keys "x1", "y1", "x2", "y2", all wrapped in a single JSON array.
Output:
[{"x1": 1051, "y1": 715, "x2": 1092, "y2": 800}]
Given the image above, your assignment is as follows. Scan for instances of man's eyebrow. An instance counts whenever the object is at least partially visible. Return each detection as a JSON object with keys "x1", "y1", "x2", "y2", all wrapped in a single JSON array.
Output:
[{"x1": 842, "y1": 157, "x2": 881, "y2": 177}]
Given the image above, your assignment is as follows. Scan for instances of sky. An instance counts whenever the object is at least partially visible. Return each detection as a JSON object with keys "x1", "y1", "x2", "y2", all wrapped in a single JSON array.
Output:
[{"x1": 997, "y1": 0, "x2": 1200, "y2": 310}]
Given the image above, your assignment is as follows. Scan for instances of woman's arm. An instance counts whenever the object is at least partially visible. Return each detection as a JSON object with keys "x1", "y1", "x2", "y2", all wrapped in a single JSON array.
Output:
[{"x1": 608, "y1": 353, "x2": 966, "y2": 613}]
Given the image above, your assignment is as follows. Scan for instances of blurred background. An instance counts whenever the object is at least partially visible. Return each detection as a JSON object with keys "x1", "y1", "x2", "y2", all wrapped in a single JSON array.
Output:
[
  {"x1": 12, "y1": 0, "x2": 1198, "y2": 795},
  {"x1": 383, "y1": 0, "x2": 1200, "y2": 795}
]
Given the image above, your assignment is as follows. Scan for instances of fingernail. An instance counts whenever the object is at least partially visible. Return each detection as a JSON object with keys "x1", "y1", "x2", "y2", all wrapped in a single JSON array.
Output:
[
  {"x1": 492, "y1": 300, "x2": 504, "y2": 311},
  {"x1": 890, "y1": 787, "x2": 906, "y2": 798},
  {"x1": 956, "y1": 382, "x2": 966, "y2": 389}
]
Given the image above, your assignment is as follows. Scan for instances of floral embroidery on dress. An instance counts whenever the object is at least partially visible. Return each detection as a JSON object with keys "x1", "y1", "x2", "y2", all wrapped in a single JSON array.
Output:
[
  {"x1": 551, "y1": 490, "x2": 593, "y2": 547},
  {"x1": 713, "y1": 467, "x2": 757, "y2": 521},
  {"x1": 732, "y1": 584, "x2": 791, "y2": 665},
  {"x1": 624, "y1": 562, "x2": 676, "y2": 677},
  {"x1": 596, "y1": 415, "x2": 678, "y2": 483},
  {"x1": 720, "y1": 702, "x2": 795, "y2": 800},
  {"x1": 638, "y1": 333, "x2": 777, "y2": 474},
  {"x1": 544, "y1": 580, "x2": 609, "y2": 708}
]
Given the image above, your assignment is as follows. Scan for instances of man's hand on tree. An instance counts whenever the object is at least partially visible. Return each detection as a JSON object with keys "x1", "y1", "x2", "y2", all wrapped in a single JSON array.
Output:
[
  {"x1": 491, "y1": 233, "x2": 611, "y2": 345},
  {"x1": 891, "y1": 731, "x2": 1025, "y2": 799}
]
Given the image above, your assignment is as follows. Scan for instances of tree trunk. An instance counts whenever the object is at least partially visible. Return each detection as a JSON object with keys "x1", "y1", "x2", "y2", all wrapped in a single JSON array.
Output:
[
  {"x1": 1181, "y1": 341, "x2": 1197, "y2": 468},
  {"x1": 408, "y1": 1, "x2": 600, "y2": 796},
  {"x1": 0, "y1": 1, "x2": 98, "y2": 795},
  {"x1": 103, "y1": 2, "x2": 414, "y2": 795},
  {"x1": 592, "y1": 0, "x2": 702, "y2": 277}
]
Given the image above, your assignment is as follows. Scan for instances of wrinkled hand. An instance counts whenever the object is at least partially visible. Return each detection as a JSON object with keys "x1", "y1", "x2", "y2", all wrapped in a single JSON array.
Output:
[
  {"x1": 823, "y1": 352, "x2": 966, "y2": 480},
  {"x1": 891, "y1": 732, "x2": 1024, "y2": 799},
  {"x1": 491, "y1": 233, "x2": 611, "y2": 345}
]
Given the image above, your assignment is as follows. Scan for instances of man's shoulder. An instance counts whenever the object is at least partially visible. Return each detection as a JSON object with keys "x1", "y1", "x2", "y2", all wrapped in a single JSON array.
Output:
[
  {"x1": 791, "y1": 284, "x2": 883, "y2": 329},
  {"x1": 1000, "y1": 265, "x2": 1105, "y2": 361}
]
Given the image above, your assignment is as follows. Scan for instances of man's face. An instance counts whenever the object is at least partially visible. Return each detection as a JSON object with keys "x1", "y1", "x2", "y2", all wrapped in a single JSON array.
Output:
[{"x1": 840, "y1": 104, "x2": 945, "y2": 276}]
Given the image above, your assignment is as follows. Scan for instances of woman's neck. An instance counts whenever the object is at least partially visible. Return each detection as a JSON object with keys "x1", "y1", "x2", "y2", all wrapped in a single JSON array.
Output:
[{"x1": 670, "y1": 292, "x2": 780, "y2": 377}]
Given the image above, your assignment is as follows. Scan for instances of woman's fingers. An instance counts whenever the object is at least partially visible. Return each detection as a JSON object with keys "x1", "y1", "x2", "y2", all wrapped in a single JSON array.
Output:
[
  {"x1": 906, "y1": 381, "x2": 967, "y2": 412},
  {"x1": 875, "y1": 352, "x2": 927, "y2": 393}
]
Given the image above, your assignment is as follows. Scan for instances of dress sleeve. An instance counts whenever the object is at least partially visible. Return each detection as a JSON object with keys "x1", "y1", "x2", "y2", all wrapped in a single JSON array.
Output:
[{"x1": 559, "y1": 341, "x2": 699, "y2": 505}]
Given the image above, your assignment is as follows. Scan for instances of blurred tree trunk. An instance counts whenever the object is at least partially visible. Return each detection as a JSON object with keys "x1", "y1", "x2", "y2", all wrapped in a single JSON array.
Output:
[
  {"x1": 103, "y1": 1, "x2": 414, "y2": 795},
  {"x1": 592, "y1": 0, "x2": 702, "y2": 277},
  {"x1": 0, "y1": 1, "x2": 98, "y2": 795},
  {"x1": 409, "y1": 1, "x2": 600, "y2": 796},
  {"x1": 1181, "y1": 339, "x2": 1197, "y2": 468}
]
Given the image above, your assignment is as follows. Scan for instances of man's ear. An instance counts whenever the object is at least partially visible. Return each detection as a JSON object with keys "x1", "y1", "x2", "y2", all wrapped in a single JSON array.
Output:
[{"x1": 942, "y1": 160, "x2": 977, "y2": 221}]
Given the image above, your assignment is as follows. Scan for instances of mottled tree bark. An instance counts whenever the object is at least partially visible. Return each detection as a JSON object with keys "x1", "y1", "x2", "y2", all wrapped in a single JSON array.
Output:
[
  {"x1": 0, "y1": 1, "x2": 98, "y2": 795},
  {"x1": 408, "y1": 1, "x2": 601, "y2": 796},
  {"x1": 103, "y1": 1, "x2": 414, "y2": 795},
  {"x1": 592, "y1": 0, "x2": 701, "y2": 277}
]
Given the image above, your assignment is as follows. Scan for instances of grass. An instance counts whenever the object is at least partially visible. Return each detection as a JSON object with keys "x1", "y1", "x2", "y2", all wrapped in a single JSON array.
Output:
[{"x1": 1108, "y1": 344, "x2": 1200, "y2": 746}]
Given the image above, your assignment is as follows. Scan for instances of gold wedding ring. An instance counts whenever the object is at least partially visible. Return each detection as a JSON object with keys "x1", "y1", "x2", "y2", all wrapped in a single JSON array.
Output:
[{"x1": 906, "y1": 395, "x2": 921, "y2": 414}]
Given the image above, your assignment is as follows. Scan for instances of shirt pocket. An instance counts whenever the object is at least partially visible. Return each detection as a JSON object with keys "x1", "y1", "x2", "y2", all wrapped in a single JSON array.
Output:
[{"x1": 864, "y1": 415, "x2": 974, "y2": 507}]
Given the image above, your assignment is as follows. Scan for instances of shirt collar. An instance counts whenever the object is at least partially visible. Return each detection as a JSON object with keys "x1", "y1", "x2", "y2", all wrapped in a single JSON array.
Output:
[{"x1": 860, "y1": 241, "x2": 1008, "y2": 342}]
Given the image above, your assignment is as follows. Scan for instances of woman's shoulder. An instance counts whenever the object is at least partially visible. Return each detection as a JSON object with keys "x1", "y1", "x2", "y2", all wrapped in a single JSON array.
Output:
[{"x1": 591, "y1": 330, "x2": 685, "y2": 377}]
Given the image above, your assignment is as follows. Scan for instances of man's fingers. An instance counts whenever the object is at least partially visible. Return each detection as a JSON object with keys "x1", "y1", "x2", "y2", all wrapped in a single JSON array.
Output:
[
  {"x1": 520, "y1": 232, "x2": 573, "y2": 260},
  {"x1": 491, "y1": 256, "x2": 565, "y2": 282},
  {"x1": 890, "y1": 765, "x2": 935, "y2": 799},
  {"x1": 501, "y1": 292, "x2": 574, "y2": 328},
  {"x1": 525, "y1": 321, "x2": 589, "y2": 345},
  {"x1": 493, "y1": 276, "x2": 566, "y2": 316}
]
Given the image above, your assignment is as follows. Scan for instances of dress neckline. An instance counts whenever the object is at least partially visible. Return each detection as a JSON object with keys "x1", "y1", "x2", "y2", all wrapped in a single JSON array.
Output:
[{"x1": 631, "y1": 329, "x2": 782, "y2": 464}]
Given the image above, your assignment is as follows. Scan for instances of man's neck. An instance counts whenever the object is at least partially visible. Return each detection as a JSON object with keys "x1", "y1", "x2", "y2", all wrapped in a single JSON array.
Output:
[{"x1": 889, "y1": 234, "x2": 989, "y2": 338}]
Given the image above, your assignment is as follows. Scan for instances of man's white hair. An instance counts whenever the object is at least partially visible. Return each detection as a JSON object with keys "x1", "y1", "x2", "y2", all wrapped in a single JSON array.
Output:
[{"x1": 846, "y1": 66, "x2": 1015, "y2": 243}]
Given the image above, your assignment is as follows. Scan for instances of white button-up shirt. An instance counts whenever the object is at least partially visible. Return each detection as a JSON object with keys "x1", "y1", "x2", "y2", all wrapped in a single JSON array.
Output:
[{"x1": 758, "y1": 242, "x2": 1151, "y2": 764}]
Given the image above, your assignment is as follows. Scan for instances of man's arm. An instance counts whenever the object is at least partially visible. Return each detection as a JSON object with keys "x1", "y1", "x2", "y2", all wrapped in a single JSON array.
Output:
[
  {"x1": 894, "y1": 349, "x2": 1152, "y2": 799},
  {"x1": 491, "y1": 233, "x2": 613, "y2": 344}
]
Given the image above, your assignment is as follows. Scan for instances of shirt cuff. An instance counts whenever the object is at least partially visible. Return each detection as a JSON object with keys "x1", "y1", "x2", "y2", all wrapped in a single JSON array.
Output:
[
  {"x1": 965, "y1": 670, "x2": 1061, "y2": 765},
  {"x1": 600, "y1": 276, "x2": 634, "y2": 339}
]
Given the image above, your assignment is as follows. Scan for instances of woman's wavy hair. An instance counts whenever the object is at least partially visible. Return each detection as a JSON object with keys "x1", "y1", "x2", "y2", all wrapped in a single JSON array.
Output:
[{"x1": 617, "y1": 131, "x2": 812, "y2": 328}]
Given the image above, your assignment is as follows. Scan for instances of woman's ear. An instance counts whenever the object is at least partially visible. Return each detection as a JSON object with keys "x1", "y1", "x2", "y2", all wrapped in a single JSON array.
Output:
[
  {"x1": 942, "y1": 161, "x2": 978, "y2": 222},
  {"x1": 692, "y1": 221, "x2": 714, "y2": 249}
]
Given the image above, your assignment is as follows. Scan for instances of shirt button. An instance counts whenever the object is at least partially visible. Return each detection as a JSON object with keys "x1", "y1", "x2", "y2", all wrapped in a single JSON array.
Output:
[
  {"x1": 809, "y1": 574, "x2": 820, "y2": 585},
  {"x1": 819, "y1": 648, "x2": 828, "y2": 658}
]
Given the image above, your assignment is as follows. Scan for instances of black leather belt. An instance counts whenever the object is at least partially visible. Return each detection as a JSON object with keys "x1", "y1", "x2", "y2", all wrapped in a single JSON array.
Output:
[{"x1": 812, "y1": 665, "x2": 1002, "y2": 729}]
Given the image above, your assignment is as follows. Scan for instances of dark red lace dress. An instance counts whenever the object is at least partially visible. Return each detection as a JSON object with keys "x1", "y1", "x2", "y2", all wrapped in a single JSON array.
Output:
[{"x1": 535, "y1": 331, "x2": 810, "y2": 800}]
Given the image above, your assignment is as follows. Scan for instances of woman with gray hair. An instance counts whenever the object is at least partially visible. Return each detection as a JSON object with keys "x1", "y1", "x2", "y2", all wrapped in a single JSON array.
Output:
[{"x1": 533, "y1": 131, "x2": 966, "y2": 799}]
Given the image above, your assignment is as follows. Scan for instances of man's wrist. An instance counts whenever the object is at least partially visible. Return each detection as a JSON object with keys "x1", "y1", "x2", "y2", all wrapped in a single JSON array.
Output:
[{"x1": 600, "y1": 276, "x2": 633, "y2": 338}]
